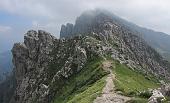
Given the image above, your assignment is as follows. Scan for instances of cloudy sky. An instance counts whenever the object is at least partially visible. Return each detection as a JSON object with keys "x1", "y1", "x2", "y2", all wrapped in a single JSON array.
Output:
[{"x1": 0, "y1": 0, "x2": 170, "y2": 52}]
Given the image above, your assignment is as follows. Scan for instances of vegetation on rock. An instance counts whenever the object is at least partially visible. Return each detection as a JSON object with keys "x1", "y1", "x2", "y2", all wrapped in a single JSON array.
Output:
[{"x1": 52, "y1": 57, "x2": 108, "y2": 103}]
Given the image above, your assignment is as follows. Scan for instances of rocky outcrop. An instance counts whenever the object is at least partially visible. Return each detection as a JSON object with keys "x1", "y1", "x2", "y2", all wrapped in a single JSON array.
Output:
[
  {"x1": 11, "y1": 30, "x2": 107, "y2": 103},
  {"x1": 12, "y1": 30, "x2": 56, "y2": 84},
  {"x1": 148, "y1": 89, "x2": 165, "y2": 103},
  {"x1": 60, "y1": 23, "x2": 74, "y2": 38},
  {"x1": 11, "y1": 30, "x2": 56, "y2": 103},
  {"x1": 147, "y1": 83, "x2": 170, "y2": 103}
]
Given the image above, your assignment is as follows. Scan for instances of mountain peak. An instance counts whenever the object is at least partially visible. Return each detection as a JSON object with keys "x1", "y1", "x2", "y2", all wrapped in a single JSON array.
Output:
[{"x1": 60, "y1": 9, "x2": 117, "y2": 38}]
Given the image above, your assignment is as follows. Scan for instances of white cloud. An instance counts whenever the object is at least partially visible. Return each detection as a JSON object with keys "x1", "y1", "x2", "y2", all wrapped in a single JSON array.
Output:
[
  {"x1": 32, "y1": 20, "x2": 60, "y2": 36},
  {"x1": 0, "y1": 0, "x2": 53, "y2": 18},
  {"x1": 1, "y1": 0, "x2": 170, "y2": 52},
  {"x1": 0, "y1": 0, "x2": 170, "y2": 35},
  {"x1": 0, "y1": 25, "x2": 12, "y2": 32}
]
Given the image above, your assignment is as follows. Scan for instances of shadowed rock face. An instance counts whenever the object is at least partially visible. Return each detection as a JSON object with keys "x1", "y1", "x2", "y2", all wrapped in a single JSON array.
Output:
[
  {"x1": 60, "y1": 23, "x2": 74, "y2": 38},
  {"x1": 10, "y1": 10, "x2": 170, "y2": 103},
  {"x1": 11, "y1": 30, "x2": 56, "y2": 103},
  {"x1": 12, "y1": 30, "x2": 56, "y2": 85}
]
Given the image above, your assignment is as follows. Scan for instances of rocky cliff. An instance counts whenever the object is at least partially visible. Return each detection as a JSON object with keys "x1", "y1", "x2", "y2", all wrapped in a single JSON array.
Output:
[
  {"x1": 11, "y1": 29, "x2": 109, "y2": 103},
  {"x1": 11, "y1": 30, "x2": 56, "y2": 103},
  {"x1": 10, "y1": 10, "x2": 170, "y2": 103}
]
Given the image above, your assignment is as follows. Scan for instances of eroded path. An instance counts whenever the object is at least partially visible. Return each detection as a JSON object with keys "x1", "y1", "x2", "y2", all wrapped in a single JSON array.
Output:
[{"x1": 93, "y1": 61, "x2": 130, "y2": 103}]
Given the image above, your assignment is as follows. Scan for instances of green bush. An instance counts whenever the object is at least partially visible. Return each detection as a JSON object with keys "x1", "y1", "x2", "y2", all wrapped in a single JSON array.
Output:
[
  {"x1": 127, "y1": 91, "x2": 137, "y2": 97},
  {"x1": 138, "y1": 91, "x2": 152, "y2": 98},
  {"x1": 127, "y1": 98, "x2": 148, "y2": 103}
]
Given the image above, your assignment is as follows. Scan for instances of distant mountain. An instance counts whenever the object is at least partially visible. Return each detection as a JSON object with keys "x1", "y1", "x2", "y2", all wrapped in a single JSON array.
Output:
[
  {"x1": 0, "y1": 50, "x2": 12, "y2": 82},
  {"x1": 109, "y1": 16, "x2": 170, "y2": 61},
  {"x1": 0, "y1": 73, "x2": 16, "y2": 103},
  {"x1": 60, "y1": 9, "x2": 170, "y2": 61}
]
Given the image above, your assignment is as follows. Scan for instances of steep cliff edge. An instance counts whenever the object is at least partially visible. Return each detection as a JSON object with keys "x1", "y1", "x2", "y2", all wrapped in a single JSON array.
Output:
[
  {"x1": 11, "y1": 30, "x2": 110, "y2": 103},
  {"x1": 11, "y1": 10, "x2": 170, "y2": 103},
  {"x1": 11, "y1": 30, "x2": 56, "y2": 103}
]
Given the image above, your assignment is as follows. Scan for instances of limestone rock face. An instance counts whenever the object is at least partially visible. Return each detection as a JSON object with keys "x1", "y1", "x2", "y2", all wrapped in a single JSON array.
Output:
[
  {"x1": 148, "y1": 89, "x2": 165, "y2": 103},
  {"x1": 11, "y1": 30, "x2": 56, "y2": 103},
  {"x1": 11, "y1": 30, "x2": 104, "y2": 103},
  {"x1": 60, "y1": 23, "x2": 74, "y2": 38},
  {"x1": 161, "y1": 83, "x2": 170, "y2": 96}
]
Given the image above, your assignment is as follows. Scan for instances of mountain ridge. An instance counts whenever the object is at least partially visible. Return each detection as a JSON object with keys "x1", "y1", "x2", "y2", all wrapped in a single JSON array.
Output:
[
  {"x1": 1, "y1": 10, "x2": 170, "y2": 103},
  {"x1": 60, "y1": 9, "x2": 170, "y2": 61}
]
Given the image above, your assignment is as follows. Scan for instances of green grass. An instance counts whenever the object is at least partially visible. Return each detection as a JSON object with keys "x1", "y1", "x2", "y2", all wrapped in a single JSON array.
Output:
[
  {"x1": 127, "y1": 98, "x2": 148, "y2": 103},
  {"x1": 112, "y1": 61, "x2": 160, "y2": 96},
  {"x1": 52, "y1": 57, "x2": 108, "y2": 103},
  {"x1": 162, "y1": 96, "x2": 170, "y2": 103},
  {"x1": 51, "y1": 54, "x2": 161, "y2": 103},
  {"x1": 67, "y1": 77, "x2": 106, "y2": 103}
]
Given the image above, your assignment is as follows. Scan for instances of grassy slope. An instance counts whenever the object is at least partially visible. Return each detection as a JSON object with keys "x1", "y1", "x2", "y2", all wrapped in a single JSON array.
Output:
[
  {"x1": 127, "y1": 98, "x2": 148, "y2": 103},
  {"x1": 112, "y1": 61, "x2": 160, "y2": 102},
  {"x1": 67, "y1": 77, "x2": 106, "y2": 103},
  {"x1": 52, "y1": 57, "x2": 108, "y2": 103},
  {"x1": 52, "y1": 56, "x2": 160, "y2": 103}
]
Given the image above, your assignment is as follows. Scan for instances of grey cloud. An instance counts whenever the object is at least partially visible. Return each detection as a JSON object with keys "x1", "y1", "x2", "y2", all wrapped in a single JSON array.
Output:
[{"x1": 0, "y1": 0, "x2": 170, "y2": 43}]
